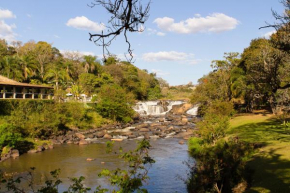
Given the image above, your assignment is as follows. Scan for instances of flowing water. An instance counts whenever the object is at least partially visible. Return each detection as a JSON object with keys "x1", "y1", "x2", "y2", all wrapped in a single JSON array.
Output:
[
  {"x1": 133, "y1": 101, "x2": 184, "y2": 116},
  {"x1": 0, "y1": 138, "x2": 192, "y2": 193}
]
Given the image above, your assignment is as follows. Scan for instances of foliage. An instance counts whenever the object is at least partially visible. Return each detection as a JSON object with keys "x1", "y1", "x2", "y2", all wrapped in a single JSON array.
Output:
[
  {"x1": 96, "y1": 84, "x2": 135, "y2": 123},
  {"x1": 0, "y1": 123, "x2": 23, "y2": 150},
  {"x1": 98, "y1": 139, "x2": 155, "y2": 193},
  {"x1": 0, "y1": 100, "x2": 109, "y2": 139},
  {"x1": 187, "y1": 138, "x2": 254, "y2": 193}
]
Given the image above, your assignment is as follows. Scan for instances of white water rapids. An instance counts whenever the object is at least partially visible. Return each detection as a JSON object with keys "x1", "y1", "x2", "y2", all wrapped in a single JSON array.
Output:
[{"x1": 133, "y1": 101, "x2": 199, "y2": 116}]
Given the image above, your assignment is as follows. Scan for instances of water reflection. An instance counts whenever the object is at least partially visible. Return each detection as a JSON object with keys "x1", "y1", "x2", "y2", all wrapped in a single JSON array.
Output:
[{"x1": 0, "y1": 138, "x2": 191, "y2": 193}]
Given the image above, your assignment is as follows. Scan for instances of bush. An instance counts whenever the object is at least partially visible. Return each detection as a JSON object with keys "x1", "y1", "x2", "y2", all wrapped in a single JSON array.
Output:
[
  {"x1": 0, "y1": 100, "x2": 109, "y2": 139},
  {"x1": 96, "y1": 84, "x2": 135, "y2": 123},
  {"x1": 187, "y1": 139, "x2": 254, "y2": 193},
  {"x1": 0, "y1": 123, "x2": 22, "y2": 150}
]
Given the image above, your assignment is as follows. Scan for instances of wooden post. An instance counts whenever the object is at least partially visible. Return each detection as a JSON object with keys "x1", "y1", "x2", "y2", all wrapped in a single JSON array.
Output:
[
  {"x1": 40, "y1": 89, "x2": 43, "y2": 99},
  {"x1": 3, "y1": 86, "x2": 6, "y2": 99},
  {"x1": 13, "y1": 87, "x2": 16, "y2": 99},
  {"x1": 32, "y1": 88, "x2": 35, "y2": 99},
  {"x1": 23, "y1": 87, "x2": 26, "y2": 99}
]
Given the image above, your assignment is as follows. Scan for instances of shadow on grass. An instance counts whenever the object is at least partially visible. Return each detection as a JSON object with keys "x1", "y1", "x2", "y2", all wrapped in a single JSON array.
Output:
[
  {"x1": 228, "y1": 118, "x2": 290, "y2": 144},
  {"x1": 248, "y1": 147, "x2": 290, "y2": 192}
]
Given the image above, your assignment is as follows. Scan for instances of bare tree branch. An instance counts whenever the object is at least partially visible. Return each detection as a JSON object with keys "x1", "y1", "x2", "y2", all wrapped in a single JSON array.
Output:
[{"x1": 88, "y1": 0, "x2": 151, "y2": 62}]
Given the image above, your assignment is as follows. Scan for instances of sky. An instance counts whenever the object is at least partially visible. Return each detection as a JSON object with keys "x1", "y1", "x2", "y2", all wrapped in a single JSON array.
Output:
[{"x1": 0, "y1": 0, "x2": 285, "y2": 85}]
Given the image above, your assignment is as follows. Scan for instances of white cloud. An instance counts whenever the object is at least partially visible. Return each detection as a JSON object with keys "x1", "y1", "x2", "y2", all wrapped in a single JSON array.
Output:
[
  {"x1": 66, "y1": 16, "x2": 105, "y2": 32},
  {"x1": 147, "y1": 28, "x2": 166, "y2": 36},
  {"x1": 54, "y1": 35, "x2": 60, "y2": 39},
  {"x1": 154, "y1": 13, "x2": 239, "y2": 34},
  {"x1": 0, "y1": 9, "x2": 16, "y2": 19},
  {"x1": 264, "y1": 30, "x2": 276, "y2": 39},
  {"x1": 27, "y1": 14, "x2": 32, "y2": 18},
  {"x1": 0, "y1": 9, "x2": 17, "y2": 42},
  {"x1": 142, "y1": 51, "x2": 199, "y2": 64},
  {"x1": 151, "y1": 69, "x2": 170, "y2": 76}
]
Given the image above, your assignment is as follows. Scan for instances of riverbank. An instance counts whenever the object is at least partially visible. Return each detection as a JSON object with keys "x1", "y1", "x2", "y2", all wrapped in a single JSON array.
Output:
[
  {"x1": 228, "y1": 113, "x2": 290, "y2": 192},
  {"x1": 0, "y1": 112, "x2": 197, "y2": 162}
]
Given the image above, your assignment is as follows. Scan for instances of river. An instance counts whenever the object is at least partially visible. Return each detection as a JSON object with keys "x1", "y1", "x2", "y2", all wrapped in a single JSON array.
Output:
[{"x1": 0, "y1": 138, "x2": 192, "y2": 193}]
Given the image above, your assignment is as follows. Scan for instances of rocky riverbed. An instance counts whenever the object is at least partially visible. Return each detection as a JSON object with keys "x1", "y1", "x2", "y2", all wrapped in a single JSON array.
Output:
[{"x1": 0, "y1": 102, "x2": 199, "y2": 162}]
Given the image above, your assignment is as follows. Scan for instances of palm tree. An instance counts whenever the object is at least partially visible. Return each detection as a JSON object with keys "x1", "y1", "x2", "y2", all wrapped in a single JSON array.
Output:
[
  {"x1": 1, "y1": 55, "x2": 22, "y2": 81},
  {"x1": 44, "y1": 67, "x2": 67, "y2": 90}
]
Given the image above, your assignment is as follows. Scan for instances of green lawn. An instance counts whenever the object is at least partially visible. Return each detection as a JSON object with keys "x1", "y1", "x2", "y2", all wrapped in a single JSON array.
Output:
[{"x1": 228, "y1": 113, "x2": 290, "y2": 192}]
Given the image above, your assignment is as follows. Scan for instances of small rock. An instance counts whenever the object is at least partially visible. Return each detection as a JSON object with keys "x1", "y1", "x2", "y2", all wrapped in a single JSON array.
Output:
[
  {"x1": 66, "y1": 140, "x2": 73, "y2": 144},
  {"x1": 86, "y1": 158, "x2": 95, "y2": 161},
  {"x1": 28, "y1": 149, "x2": 38, "y2": 154},
  {"x1": 139, "y1": 128, "x2": 150, "y2": 132},
  {"x1": 75, "y1": 133, "x2": 86, "y2": 140},
  {"x1": 96, "y1": 131, "x2": 105, "y2": 138},
  {"x1": 179, "y1": 140, "x2": 185, "y2": 145},
  {"x1": 79, "y1": 139, "x2": 88, "y2": 145},
  {"x1": 11, "y1": 149, "x2": 19, "y2": 158},
  {"x1": 37, "y1": 146, "x2": 45, "y2": 152},
  {"x1": 101, "y1": 162, "x2": 105, "y2": 164},
  {"x1": 111, "y1": 138, "x2": 123, "y2": 142},
  {"x1": 104, "y1": 134, "x2": 113, "y2": 139}
]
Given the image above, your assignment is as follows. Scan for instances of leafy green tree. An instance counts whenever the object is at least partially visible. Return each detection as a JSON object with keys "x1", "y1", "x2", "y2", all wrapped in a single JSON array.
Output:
[
  {"x1": 96, "y1": 84, "x2": 135, "y2": 123},
  {"x1": 78, "y1": 73, "x2": 98, "y2": 95}
]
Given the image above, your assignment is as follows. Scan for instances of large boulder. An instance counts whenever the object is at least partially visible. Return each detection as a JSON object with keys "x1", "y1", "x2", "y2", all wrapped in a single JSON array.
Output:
[
  {"x1": 75, "y1": 133, "x2": 86, "y2": 140},
  {"x1": 171, "y1": 103, "x2": 193, "y2": 114}
]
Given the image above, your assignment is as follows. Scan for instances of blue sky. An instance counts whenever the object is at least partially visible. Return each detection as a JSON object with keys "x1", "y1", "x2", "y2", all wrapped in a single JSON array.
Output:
[{"x1": 0, "y1": 0, "x2": 284, "y2": 85}]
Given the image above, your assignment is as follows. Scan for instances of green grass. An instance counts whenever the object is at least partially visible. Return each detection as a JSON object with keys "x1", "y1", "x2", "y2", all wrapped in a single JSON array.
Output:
[{"x1": 228, "y1": 113, "x2": 290, "y2": 192}]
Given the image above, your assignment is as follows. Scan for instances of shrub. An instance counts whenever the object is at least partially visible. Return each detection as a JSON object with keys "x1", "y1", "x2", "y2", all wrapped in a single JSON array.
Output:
[
  {"x1": 187, "y1": 139, "x2": 254, "y2": 193},
  {"x1": 96, "y1": 84, "x2": 135, "y2": 123},
  {"x1": 0, "y1": 123, "x2": 22, "y2": 150}
]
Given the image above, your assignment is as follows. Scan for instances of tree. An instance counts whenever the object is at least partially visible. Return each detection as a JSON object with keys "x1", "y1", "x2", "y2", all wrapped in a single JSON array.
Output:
[
  {"x1": 34, "y1": 41, "x2": 53, "y2": 82},
  {"x1": 88, "y1": 0, "x2": 151, "y2": 62},
  {"x1": 83, "y1": 55, "x2": 102, "y2": 75},
  {"x1": 96, "y1": 84, "x2": 135, "y2": 122}
]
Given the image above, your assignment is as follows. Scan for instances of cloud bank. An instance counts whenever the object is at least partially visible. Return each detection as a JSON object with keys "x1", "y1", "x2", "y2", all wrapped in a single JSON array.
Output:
[
  {"x1": 66, "y1": 16, "x2": 105, "y2": 32},
  {"x1": 154, "y1": 13, "x2": 239, "y2": 34}
]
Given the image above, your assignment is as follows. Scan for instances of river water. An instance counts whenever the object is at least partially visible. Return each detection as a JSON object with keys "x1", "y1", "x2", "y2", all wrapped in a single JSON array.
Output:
[{"x1": 0, "y1": 138, "x2": 192, "y2": 193}]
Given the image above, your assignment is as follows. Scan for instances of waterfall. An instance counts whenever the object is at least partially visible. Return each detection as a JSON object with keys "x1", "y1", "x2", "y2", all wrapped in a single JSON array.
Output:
[
  {"x1": 133, "y1": 101, "x2": 184, "y2": 116},
  {"x1": 186, "y1": 105, "x2": 199, "y2": 116}
]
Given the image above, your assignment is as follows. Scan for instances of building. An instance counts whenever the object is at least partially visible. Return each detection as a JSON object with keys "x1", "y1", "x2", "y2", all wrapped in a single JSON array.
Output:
[{"x1": 0, "y1": 75, "x2": 53, "y2": 99}]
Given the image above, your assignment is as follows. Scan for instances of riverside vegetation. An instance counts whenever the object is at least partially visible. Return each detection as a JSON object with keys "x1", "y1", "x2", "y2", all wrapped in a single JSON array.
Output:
[
  {"x1": 2, "y1": 1, "x2": 290, "y2": 193},
  {"x1": 186, "y1": 1, "x2": 290, "y2": 192}
]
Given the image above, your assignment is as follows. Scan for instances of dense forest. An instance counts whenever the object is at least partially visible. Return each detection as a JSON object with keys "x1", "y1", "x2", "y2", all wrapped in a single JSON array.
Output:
[{"x1": 0, "y1": 39, "x2": 162, "y2": 101}]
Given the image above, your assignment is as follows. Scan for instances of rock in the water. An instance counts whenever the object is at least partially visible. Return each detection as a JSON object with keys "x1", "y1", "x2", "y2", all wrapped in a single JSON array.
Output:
[
  {"x1": 179, "y1": 140, "x2": 185, "y2": 145},
  {"x1": 111, "y1": 138, "x2": 123, "y2": 142},
  {"x1": 79, "y1": 139, "x2": 88, "y2": 145},
  {"x1": 28, "y1": 149, "x2": 38, "y2": 154},
  {"x1": 11, "y1": 149, "x2": 19, "y2": 158},
  {"x1": 96, "y1": 131, "x2": 105, "y2": 138},
  {"x1": 139, "y1": 128, "x2": 150, "y2": 132},
  {"x1": 181, "y1": 117, "x2": 188, "y2": 124},
  {"x1": 136, "y1": 123, "x2": 149, "y2": 129},
  {"x1": 37, "y1": 146, "x2": 45, "y2": 152},
  {"x1": 86, "y1": 158, "x2": 95, "y2": 161},
  {"x1": 75, "y1": 133, "x2": 86, "y2": 139},
  {"x1": 103, "y1": 134, "x2": 113, "y2": 139}
]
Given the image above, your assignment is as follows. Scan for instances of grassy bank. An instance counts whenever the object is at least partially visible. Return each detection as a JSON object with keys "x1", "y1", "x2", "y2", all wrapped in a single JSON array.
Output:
[{"x1": 228, "y1": 113, "x2": 290, "y2": 192}]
